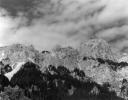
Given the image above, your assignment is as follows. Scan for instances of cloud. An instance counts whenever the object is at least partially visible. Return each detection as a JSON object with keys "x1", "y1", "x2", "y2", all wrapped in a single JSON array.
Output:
[{"x1": 0, "y1": 0, "x2": 128, "y2": 52}]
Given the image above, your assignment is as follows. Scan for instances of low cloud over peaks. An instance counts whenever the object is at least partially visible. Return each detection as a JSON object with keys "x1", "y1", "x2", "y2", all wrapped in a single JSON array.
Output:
[{"x1": 0, "y1": 0, "x2": 128, "y2": 52}]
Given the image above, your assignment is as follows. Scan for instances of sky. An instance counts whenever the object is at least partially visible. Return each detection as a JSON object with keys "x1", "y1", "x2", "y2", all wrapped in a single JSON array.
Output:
[{"x1": 0, "y1": 0, "x2": 128, "y2": 52}]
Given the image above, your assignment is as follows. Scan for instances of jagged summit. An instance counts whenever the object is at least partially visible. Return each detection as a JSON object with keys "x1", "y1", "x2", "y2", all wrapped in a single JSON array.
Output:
[
  {"x1": 79, "y1": 39, "x2": 117, "y2": 61},
  {"x1": 42, "y1": 46, "x2": 80, "y2": 71},
  {"x1": 0, "y1": 44, "x2": 41, "y2": 66}
]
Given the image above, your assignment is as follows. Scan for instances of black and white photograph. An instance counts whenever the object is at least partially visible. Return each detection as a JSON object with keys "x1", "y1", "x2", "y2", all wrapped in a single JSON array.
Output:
[{"x1": 0, "y1": 0, "x2": 128, "y2": 100}]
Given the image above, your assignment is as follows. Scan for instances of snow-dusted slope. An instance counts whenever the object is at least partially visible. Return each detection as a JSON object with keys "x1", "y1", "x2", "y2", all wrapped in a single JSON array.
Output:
[{"x1": 5, "y1": 62, "x2": 25, "y2": 81}]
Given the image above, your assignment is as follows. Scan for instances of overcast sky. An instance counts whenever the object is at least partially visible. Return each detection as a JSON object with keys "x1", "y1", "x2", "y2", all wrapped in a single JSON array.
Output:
[{"x1": 0, "y1": 0, "x2": 128, "y2": 52}]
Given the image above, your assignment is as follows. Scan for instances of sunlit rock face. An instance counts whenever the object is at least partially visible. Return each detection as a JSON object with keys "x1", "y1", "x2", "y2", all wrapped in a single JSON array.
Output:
[
  {"x1": 79, "y1": 39, "x2": 117, "y2": 61},
  {"x1": 54, "y1": 46, "x2": 80, "y2": 70},
  {"x1": 79, "y1": 39, "x2": 117, "y2": 84},
  {"x1": 118, "y1": 53, "x2": 128, "y2": 63},
  {"x1": 117, "y1": 67, "x2": 128, "y2": 80},
  {"x1": 0, "y1": 44, "x2": 41, "y2": 66},
  {"x1": 42, "y1": 46, "x2": 80, "y2": 71},
  {"x1": 79, "y1": 60, "x2": 115, "y2": 85},
  {"x1": 116, "y1": 53, "x2": 128, "y2": 81}
]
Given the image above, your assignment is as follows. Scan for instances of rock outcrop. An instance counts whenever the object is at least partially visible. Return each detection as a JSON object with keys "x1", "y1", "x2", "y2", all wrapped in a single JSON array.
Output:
[
  {"x1": 116, "y1": 53, "x2": 128, "y2": 82},
  {"x1": 42, "y1": 46, "x2": 80, "y2": 71},
  {"x1": 0, "y1": 44, "x2": 41, "y2": 66},
  {"x1": 79, "y1": 39, "x2": 117, "y2": 61},
  {"x1": 79, "y1": 39, "x2": 117, "y2": 84}
]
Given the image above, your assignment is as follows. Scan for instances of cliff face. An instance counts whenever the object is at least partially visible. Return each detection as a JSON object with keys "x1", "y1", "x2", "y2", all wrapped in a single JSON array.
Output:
[
  {"x1": 41, "y1": 46, "x2": 80, "y2": 71},
  {"x1": 79, "y1": 39, "x2": 117, "y2": 84},
  {"x1": 0, "y1": 44, "x2": 41, "y2": 66},
  {"x1": 79, "y1": 39, "x2": 117, "y2": 61},
  {"x1": 116, "y1": 54, "x2": 128, "y2": 82}
]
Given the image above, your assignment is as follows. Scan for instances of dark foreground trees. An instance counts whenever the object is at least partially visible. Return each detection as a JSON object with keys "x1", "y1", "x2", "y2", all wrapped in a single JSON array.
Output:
[
  {"x1": 0, "y1": 74, "x2": 10, "y2": 92},
  {"x1": 0, "y1": 86, "x2": 30, "y2": 100},
  {"x1": 10, "y1": 62, "x2": 43, "y2": 99}
]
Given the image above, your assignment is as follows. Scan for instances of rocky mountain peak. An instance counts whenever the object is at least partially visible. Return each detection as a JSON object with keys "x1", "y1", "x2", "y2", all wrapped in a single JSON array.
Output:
[
  {"x1": 79, "y1": 39, "x2": 117, "y2": 84},
  {"x1": 79, "y1": 39, "x2": 117, "y2": 61},
  {"x1": 0, "y1": 44, "x2": 41, "y2": 66}
]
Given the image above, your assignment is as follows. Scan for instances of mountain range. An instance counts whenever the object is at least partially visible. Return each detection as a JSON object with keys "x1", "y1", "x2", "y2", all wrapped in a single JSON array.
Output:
[{"x1": 0, "y1": 39, "x2": 128, "y2": 97}]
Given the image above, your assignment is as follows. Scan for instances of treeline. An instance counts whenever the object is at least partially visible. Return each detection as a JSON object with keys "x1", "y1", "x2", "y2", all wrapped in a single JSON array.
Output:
[
  {"x1": 83, "y1": 56, "x2": 128, "y2": 70},
  {"x1": 0, "y1": 62, "x2": 123, "y2": 100}
]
